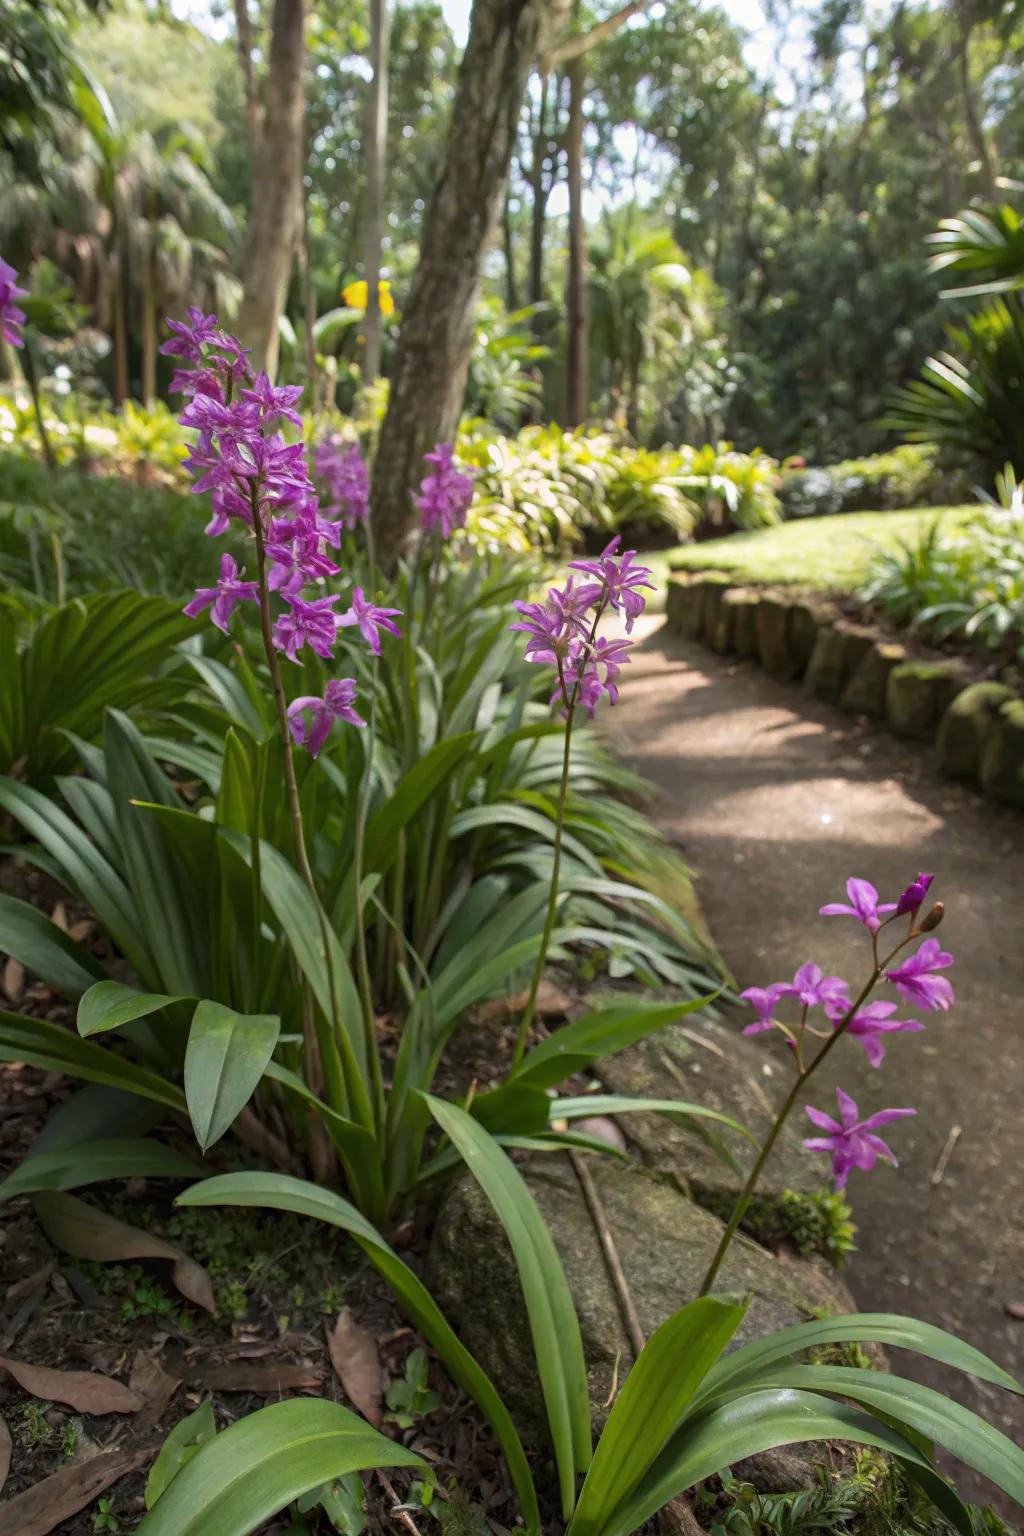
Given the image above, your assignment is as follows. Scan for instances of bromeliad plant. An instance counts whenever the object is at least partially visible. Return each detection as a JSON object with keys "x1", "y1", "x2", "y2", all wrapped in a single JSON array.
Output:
[{"x1": 139, "y1": 871, "x2": 1023, "y2": 1536}]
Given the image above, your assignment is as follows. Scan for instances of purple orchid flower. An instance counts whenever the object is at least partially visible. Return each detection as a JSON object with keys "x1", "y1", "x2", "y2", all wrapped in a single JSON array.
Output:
[
  {"x1": 819, "y1": 877, "x2": 897, "y2": 934},
  {"x1": 241, "y1": 371, "x2": 305, "y2": 431},
  {"x1": 313, "y1": 437, "x2": 369, "y2": 529},
  {"x1": 416, "y1": 443, "x2": 474, "y2": 538},
  {"x1": 803, "y1": 1088, "x2": 916, "y2": 1190},
  {"x1": 895, "y1": 872, "x2": 934, "y2": 917},
  {"x1": 784, "y1": 962, "x2": 850, "y2": 1012},
  {"x1": 825, "y1": 998, "x2": 925, "y2": 1068},
  {"x1": 160, "y1": 305, "x2": 222, "y2": 361},
  {"x1": 569, "y1": 536, "x2": 655, "y2": 633},
  {"x1": 287, "y1": 679, "x2": 366, "y2": 758},
  {"x1": 885, "y1": 938, "x2": 955, "y2": 1012},
  {"x1": 0, "y1": 259, "x2": 28, "y2": 349},
  {"x1": 337, "y1": 587, "x2": 403, "y2": 656},
  {"x1": 739, "y1": 982, "x2": 790, "y2": 1036},
  {"x1": 272, "y1": 593, "x2": 342, "y2": 662},
  {"x1": 183, "y1": 553, "x2": 260, "y2": 632}
]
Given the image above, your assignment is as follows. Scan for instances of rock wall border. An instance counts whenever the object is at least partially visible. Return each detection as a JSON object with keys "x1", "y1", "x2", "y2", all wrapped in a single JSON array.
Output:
[{"x1": 665, "y1": 572, "x2": 1024, "y2": 809}]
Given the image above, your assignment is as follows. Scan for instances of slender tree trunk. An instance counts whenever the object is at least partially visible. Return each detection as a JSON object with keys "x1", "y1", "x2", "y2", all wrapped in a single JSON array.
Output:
[
  {"x1": 370, "y1": 0, "x2": 572, "y2": 561},
  {"x1": 236, "y1": 0, "x2": 307, "y2": 377},
  {"x1": 955, "y1": 6, "x2": 996, "y2": 195},
  {"x1": 362, "y1": 0, "x2": 390, "y2": 382},
  {"x1": 111, "y1": 255, "x2": 129, "y2": 408},
  {"x1": 233, "y1": 0, "x2": 260, "y2": 172},
  {"x1": 528, "y1": 73, "x2": 551, "y2": 308},
  {"x1": 564, "y1": 53, "x2": 588, "y2": 426},
  {"x1": 502, "y1": 190, "x2": 519, "y2": 309},
  {"x1": 301, "y1": 175, "x2": 319, "y2": 406},
  {"x1": 141, "y1": 255, "x2": 157, "y2": 407}
]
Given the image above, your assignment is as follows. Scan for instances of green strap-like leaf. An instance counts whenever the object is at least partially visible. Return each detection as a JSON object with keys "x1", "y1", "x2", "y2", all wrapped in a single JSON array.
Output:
[
  {"x1": 553, "y1": 1095, "x2": 753, "y2": 1144},
  {"x1": 184, "y1": 1001, "x2": 280, "y2": 1151},
  {"x1": 569, "y1": 1298, "x2": 747, "y2": 1536},
  {"x1": 0, "y1": 1139, "x2": 203, "y2": 1202},
  {"x1": 175, "y1": 1171, "x2": 540, "y2": 1535},
  {"x1": 749, "y1": 1365, "x2": 1024, "y2": 1504},
  {"x1": 424, "y1": 1095, "x2": 592, "y2": 1518},
  {"x1": 508, "y1": 997, "x2": 716, "y2": 1091},
  {"x1": 694, "y1": 1313, "x2": 1022, "y2": 1404},
  {"x1": 134, "y1": 1397, "x2": 423, "y2": 1536},
  {"x1": 603, "y1": 1388, "x2": 941, "y2": 1536},
  {"x1": 0, "y1": 892, "x2": 105, "y2": 1000},
  {"x1": 0, "y1": 1009, "x2": 186, "y2": 1112},
  {"x1": 145, "y1": 1400, "x2": 217, "y2": 1510}
]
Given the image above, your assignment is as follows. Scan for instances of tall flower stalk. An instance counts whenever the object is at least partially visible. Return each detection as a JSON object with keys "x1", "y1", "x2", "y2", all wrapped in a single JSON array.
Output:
[
  {"x1": 509, "y1": 539, "x2": 655, "y2": 1064},
  {"x1": 166, "y1": 308, "x2": 402, "y2": 1146},
  {"x1": 698, "y1": 874, "x2": 952, "y2": 1295}
]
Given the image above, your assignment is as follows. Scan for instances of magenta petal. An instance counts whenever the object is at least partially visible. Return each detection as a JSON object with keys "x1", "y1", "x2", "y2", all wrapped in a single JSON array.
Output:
[
  {"x1": 835, "y1": 1087, "x2": 860, "y2": 1129},
  {"x1": 805, "y1": 1104, "x2": 841, "y2": 1133}
]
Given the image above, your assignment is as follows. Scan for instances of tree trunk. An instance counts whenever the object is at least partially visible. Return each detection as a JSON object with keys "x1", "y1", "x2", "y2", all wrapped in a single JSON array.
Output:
[
  {"x1": 370, "y1": 0, "x2": 572, "y2": 561},
  {"x1": 564, "y1": 53, "x2": 588, "y2": 426},
  {"x1": 236, "y1": 0, "x2": 307, "y2": 377},
  {"x1": 955, "y1": 6, "x2": 996, "y2": 196},
  {"x1": 233, "y1": 0, "x2": 260, "y2": 171},
  {"x1": 141, "y1": 255, "x2": 157, "y2": 407},
  {"x1": 528, "y1": 72, "x2": 551, "y2": 308},
  {"x1": 362, "y1": 0, "x2": 390, "y2": 382},
  {"x1": 111, "y1": 255, "x2": 129, "y2": 408},
  {"x1": 502, "y1": 190, "x2": 519, "y2": 310}
]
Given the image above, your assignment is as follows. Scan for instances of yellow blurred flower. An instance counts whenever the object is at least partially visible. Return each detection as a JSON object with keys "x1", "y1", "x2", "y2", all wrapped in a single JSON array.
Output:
[{"x1": 342, "y1": 279, "x2": 395, "y2": 316}]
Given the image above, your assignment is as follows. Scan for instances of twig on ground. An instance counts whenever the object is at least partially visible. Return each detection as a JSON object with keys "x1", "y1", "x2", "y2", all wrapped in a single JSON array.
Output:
[
  {"x1": 570, "y1": 1150, "x2": 646, "y2": 1358},
  {"x1": 930, "y1": 1124, "x2": 962, "y2": 1186},
  {"x1": 377, "y1": 1469, "x2": 425, "y2": 1536}
]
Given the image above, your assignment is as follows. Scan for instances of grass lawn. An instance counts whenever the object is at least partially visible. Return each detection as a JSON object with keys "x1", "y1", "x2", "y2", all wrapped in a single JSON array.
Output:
[{"x1": 656, "y1": 505, "x2": 980, "y2": 595}]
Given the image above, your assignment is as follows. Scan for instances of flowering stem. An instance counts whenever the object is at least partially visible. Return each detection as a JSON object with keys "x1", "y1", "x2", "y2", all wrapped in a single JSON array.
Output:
[
  {"x1": 512, "y1": 660, "x2": 576, "y2": 1068},
  {"x1": 250, "y1": 500, "x2": 361, "y2": 1128},
  {"x1": 353, "y1": 661, "x2": 386, "y2": 1133}
]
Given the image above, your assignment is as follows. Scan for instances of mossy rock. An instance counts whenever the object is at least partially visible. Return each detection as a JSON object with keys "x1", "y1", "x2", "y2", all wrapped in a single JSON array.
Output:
[
  {"x1": 756, "y1": 595, "x2": 794, "y2": 676},
  {"x1": 427, "y1": 1159, "x2": 858, "y2": 1438},
  {"x1": 840, "y1": 641, "x2": 907, "y2": 718},
  {"x1": 787, "y1": 601, "x2": 833, "y2": 677},
  {"x1": 980, "y1": 698, "x2": 1024, "y2": 807},
  {"x1": 665, "y1": 575, "x2": 703, "y2": 639},
  {"x1": 886, "y1": 660, "x2": 968, "y2": 742},
  {"x1": 732, "y1": 591, "x2": 761, "y2": 659},
  {"x1": 593, "y1": 1015, "x2": 822, "y2": 1207},
  {"x1": 805, "y1": 623, "x2": 875, "y2": 703},
  {"x1": 711, "y1": 587, "x2": 758, "y2": 655},
  {"x1": 936, "y1": 681, "x2": 1016, "y2": 784}
]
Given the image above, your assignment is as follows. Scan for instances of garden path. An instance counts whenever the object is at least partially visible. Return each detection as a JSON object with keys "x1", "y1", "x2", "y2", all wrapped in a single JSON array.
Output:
[{"x1": 603, "y1": 616, "x2": 1024, "y2": 1510}]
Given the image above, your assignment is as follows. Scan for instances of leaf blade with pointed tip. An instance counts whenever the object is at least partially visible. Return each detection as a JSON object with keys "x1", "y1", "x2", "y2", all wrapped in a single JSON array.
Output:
[{"x1": 184, "y1": 1001, "x2": 279, "y2": 1152}]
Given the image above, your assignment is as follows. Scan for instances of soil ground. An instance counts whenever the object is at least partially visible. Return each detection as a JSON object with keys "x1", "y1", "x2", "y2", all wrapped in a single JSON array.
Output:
[{"x1": 603, "y1": 616, "x2": 1024, "y2": 1514}]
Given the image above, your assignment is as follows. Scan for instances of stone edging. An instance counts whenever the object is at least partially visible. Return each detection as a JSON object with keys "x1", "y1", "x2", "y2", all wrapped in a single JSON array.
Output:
[{"x1": 665, "y1": 572, "x2": 1024, "y2": 809}]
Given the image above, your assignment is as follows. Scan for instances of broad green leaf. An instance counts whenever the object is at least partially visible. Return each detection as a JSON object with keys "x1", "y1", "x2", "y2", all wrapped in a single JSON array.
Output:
[
  {"x1": 176, "y1": 1171, "x2": 539, "y2": 1536},
  {"x1": 569, "y1": 1297, "x2": 747, "y2": 1536},
  {"x1": 184, "y1": 1001, "x2": 280, "y2": 1151},
  {"x1": 146, "y1": 1400, "x2": 217, "y2": 1509},
  {"x1": 0, "y1": 892, "x2": 105, "y2": 999},
  {"x1": 0, "y1": 1138, "x2": 203, "y2": 1202},
  {"x1": 78, "y1": 980, "x2": 192, "y2": 1038},
  {"x1": 605, "y1": 1388, "x2": 941, "y2": 1536},
  {"x1": 0, "y1": 1009, "x2": 185, "y2": 1112},
  {"x1": 134, "y1": 1397, "x2": 422, "y2": 1536},
  {"x1": 695, "y1": 1313, "x2": 1022, "y2": 1404},
  {"x1": 756, "y1": 1365, "x2": 1024, "y2": 1504},
  {"x1": 424, "y1": 1095, "x2": 591, "y2": 1517},
  {"x1": 508, "y1": 997, "x2": 716, "y2": 1090}
]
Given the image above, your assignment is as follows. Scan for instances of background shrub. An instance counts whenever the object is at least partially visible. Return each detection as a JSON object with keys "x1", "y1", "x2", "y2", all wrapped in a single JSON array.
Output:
[{"x1": 779, "y1": 444, "x2": 961, "y2": 519}]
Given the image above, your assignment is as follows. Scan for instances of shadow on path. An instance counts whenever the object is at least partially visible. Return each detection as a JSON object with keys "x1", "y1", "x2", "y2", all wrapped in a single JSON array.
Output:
[{"x1": 604, "y1": 618, "x2": 1024, "y2": 1512}]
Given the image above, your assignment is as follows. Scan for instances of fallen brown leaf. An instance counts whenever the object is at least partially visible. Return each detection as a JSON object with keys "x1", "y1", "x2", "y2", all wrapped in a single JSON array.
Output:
[
  {"x1": 5, "y1": 1262, "x2": 54, "y2": 1305},
  {"x1": 69, "y1": 919, "x2": 95, "y2": 943},
  {"x1": 49, "y1": 902, "x2": 69, "y2": 934},
  {"x1": 1, "y1": 957, "x2": 24, "y2": 1005},
  {"x1": 0, "y1": 1443, "x2": 153, "y2": 1536},
  {"x1": 0, "y1": 1414, "x2": 10, "y2": 1495},
  {"x1": 477, "y1": 981, "x2": 571, "y2": 1025},
  {"x1": 32, "y1": 1192, "x2": 216, "y2": 1313},
  {"x1": 327, "y1": 1307, "x2": 385, "y2": 1427},
  {"x1": 128, "y1": 1350, "x2": 180, "y2": 1432},
  {"x1": 0, "y1": 1354, "x2": 141, "y2": 1415},
  {"x1": 183, "y1": 1360, "x2": 322, "y2": 1394}
]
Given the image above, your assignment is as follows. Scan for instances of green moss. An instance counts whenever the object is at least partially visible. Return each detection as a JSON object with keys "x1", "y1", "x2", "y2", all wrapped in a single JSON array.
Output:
[{"x1": 699, "y1": 1188, "x2": 857, "y2": 1266}]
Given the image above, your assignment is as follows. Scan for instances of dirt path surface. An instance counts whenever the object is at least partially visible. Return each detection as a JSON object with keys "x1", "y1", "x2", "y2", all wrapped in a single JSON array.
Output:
[{"x1": 604, "y1": 618, "x2": 1024, "y2": 1511}]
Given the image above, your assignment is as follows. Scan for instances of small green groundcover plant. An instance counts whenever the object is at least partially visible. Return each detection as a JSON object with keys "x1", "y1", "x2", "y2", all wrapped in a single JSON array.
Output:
[{"x1": 0, "y1": 282, "x2": 1018, "y2": 1536}]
